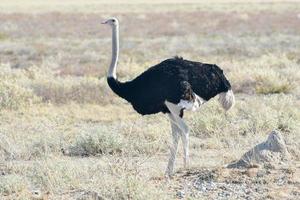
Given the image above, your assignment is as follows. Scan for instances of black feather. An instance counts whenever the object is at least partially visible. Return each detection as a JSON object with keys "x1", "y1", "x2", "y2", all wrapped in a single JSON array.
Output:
[{"x1": 107, "y1": 57, "x2": 231, "y2": 115}]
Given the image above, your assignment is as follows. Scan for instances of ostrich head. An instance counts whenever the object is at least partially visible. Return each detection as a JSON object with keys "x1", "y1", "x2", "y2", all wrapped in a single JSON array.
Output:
[{"x1": 101, "y1": 18, "x2": 119, "y2": 27}]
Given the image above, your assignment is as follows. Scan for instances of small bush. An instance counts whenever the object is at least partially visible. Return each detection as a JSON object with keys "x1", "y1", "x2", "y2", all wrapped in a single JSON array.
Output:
[
  {"x1": 31, "y1": 77, "x2": 113, "y2": 105},
  {"x1": 104, "y1": 175, "x2": 168, "y2": 200},
  {"x1": 255, "y1": 74, "x2": 294, "y2": 94},
  {"x1": 227, "y1": 54, "x2": 298, "y2": 95},
  {"x1": 0, "y1": 174, "x2": 27, "y2": 196},
  {"x1": 190, "y1": 94, "x2": 299, "y2": 138},
  {"x1": 67, "y1": 121, "x2": 168, "y2": 157},
  {"x1": 68, "y1": 126, "x2": 124, "y2": 156},
  {"x1": 0, "y1": 32, "x2": 8, "y2": 40},
  {"x1": 29, "y1": 139, "x2": 63, "y2": 158},
  {"x1": 0, "y1": 80, "x2": 40, "y2": 110},
  {"x1": 93, "y1": 157, "x2": 169, "y2": 200}
]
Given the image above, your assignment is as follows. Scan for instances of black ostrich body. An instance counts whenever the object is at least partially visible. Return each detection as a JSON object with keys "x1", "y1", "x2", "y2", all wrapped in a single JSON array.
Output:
[{"x1": 107, "y1": 57, "x2": 231, "y2": 115}]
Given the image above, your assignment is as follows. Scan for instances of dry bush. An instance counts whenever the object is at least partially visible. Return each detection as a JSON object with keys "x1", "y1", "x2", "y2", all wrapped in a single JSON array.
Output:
[
  {"x1": 227, "y1": 54, "x2": 299, "y2": 95},
  {"x1": 67, "y1": 120, "x2": 168, "y2": 157},
  {"x1": 4, "y1": 65, "x2": 115, "y2": 105},
  {"x1": 255, "y1": 75, "x2": 293, "y2": 94},
  {"x1": 0, "y1": 64, "x2": 40, "y2": 110},
  {"x1": 0, "y1": 174, "x2": 27, "y2": 197},
  {"x1": 0, "y1": 32, "x2": 8, "y2": 40},
  {"x1": 3, "y1": 157, "x2": 169, "y2": 200},
  {"x1": 253, "y1": 67, "x2": 295, "y2": 94},
  {"x1": 68, "y1": 125, "x2": 124, "y2": 156},
  {"x1": 32, "y1": 77, "x2": 113, "y2": 105},
  {"x1": 0, "y1": 133, "x2": 19, "y2": 160},
  {"x1": 29, "y1": 138, "x2": 64, "y2": 159},
  {"x1": 190, "y1": 94, "x2": 299, "y2": 138},
  {"x1": 0, "y1": 81, "x2": 38, "y2": 110},
  {"x1": 96, "y1": 157, "x2": 169, "y2": 200}
]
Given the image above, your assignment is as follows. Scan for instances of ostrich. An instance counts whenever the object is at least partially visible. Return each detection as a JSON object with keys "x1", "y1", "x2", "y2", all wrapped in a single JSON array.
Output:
[{"x1": 102, "y1": 18, "x2": 235, "y2": 176}]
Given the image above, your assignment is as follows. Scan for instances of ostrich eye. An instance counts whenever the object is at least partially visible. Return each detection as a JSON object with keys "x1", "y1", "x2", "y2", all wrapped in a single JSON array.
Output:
[{"x1": 112, "y1": 19, "x2": 115, "y2": 22}]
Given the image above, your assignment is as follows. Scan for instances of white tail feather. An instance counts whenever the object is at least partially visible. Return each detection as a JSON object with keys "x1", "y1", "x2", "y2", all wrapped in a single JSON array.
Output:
[{"x1": 218, "y1": 89, "x2": 235, "y2": 111}]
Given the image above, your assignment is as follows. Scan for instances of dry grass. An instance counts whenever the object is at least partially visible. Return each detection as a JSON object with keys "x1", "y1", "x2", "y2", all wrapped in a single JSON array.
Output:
[{"x1": 0, "y1": 1, "x2": 299, "y2": 199}]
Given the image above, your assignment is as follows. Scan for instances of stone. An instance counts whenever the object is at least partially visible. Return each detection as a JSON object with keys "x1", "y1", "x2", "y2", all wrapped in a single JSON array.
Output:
[{"x1": 227, "y1": 130, "x2": 291, "y2": 168}]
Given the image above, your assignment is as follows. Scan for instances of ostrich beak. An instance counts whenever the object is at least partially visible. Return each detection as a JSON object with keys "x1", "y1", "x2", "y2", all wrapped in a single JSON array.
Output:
[{"x1": 101, "y1": 20, "x2": 107, "y2": 24}]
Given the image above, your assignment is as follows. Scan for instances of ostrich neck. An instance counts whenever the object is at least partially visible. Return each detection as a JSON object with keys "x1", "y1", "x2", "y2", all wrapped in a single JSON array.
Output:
[
  {"x1": 106, "y1": 24, "x2": 129, "y2": 101},
  {"x1": 108, "y1": 25, "x2": 119, "y2": 79}
]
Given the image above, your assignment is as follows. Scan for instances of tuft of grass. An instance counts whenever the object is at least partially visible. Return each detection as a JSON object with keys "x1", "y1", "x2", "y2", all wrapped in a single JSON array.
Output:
[
  {"x1": 227, "y1": 55, "x2": 298, "y2": 95},
  {"x1": 0, "y1": 64, "x2": 116, "y2": 107},
  {"x1": 68, "y1": 126, "x2": 124, "y2": 156},
  {"x1": 0, "y1": 64, "x2": 41, "y2": 110},
  {"x1": 190, "y1": 94, "x2": 299, "y2": 138},
  {"x1": 67, "y1": 120, "x2": 168, "y2": 157},
  {"x1": 0, "y1": 32, "x2": 8, "y2": 40},
  {"x1": 255, "y1": 83, "x2": 293, "y2": 95},
  {"x1": 0, "y1": 174, "x2": 27, "y2": 196},
  {"x1": 93, "y1": 157, "x2": 170, "y2": 200},
  {"x1": 3, "y1": 157, "x2": 169, "y2": 199},
  {"x1": 0, "y1": 80, "x2": 40, "y2": 110},
  {"x1": 31, "y1": 77, "x2": 113, "y2": 105},
  {"x1": 255, "y1": 74, "x2": 294, "y2": 94}
]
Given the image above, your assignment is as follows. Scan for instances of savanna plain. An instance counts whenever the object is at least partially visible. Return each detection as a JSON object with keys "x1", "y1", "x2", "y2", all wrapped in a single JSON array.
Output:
[{"x1": 0, "y1": 0, "x2": 299, "y2": 199}]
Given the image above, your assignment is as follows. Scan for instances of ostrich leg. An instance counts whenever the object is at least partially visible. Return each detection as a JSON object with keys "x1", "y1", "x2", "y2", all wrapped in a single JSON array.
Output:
[
  {"x1": 165, "y1": 101, "x2": 188, "y2": 132},
  {"x1": 181, "y1": 127, "x2": 189, "y2": 168},
  {"x1": 165, "y1": 115, "x2": 180, "y2": 176},
  {"x1": 165, "y1": 101, "x2": 190, "y2": 170}
]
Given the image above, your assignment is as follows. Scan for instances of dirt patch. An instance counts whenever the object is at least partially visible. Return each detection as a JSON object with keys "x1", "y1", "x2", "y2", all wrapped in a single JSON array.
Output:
[{"x1": 171, "y1": 167, "x2": 300, "y2": 199}]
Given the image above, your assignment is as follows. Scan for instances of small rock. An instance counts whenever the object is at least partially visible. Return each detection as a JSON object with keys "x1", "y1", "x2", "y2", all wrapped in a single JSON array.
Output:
[
  {"x1": 176, "y1": 190, "x2": 185, "y2": 199},
  {"x1": 246, "y1": 168, "x2": 259, "y2": 177},
  {"x1": 256, "y1": 169, "x2": 266, "y2": 177},
  {"x1": 227, "y1": 130, "x2": 291, "y2": 169},
  {"x1": 31, "y1": 189, "x2": 50, "y2": 200}
]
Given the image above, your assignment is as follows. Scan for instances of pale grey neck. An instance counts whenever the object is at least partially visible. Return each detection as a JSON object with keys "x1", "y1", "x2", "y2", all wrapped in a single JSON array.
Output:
[{"x1": 108, "y1": 25, "x2": 119, "y2": 79}]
